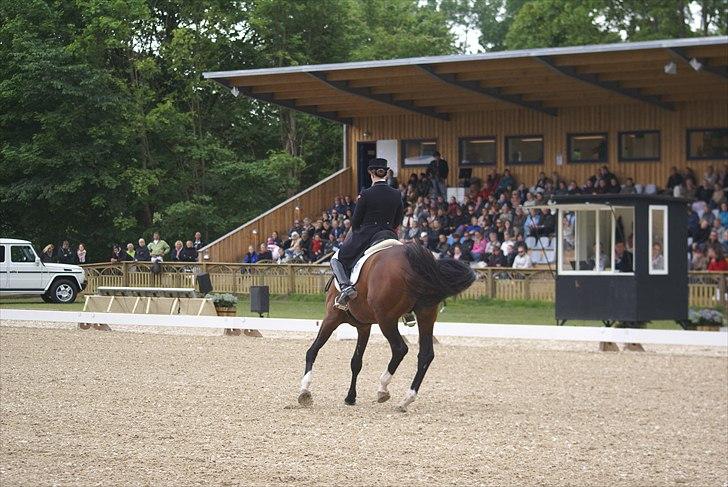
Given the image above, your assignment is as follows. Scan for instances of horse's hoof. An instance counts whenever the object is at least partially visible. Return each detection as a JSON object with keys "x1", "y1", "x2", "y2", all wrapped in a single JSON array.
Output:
[
  {"x1": 344, "y1": 396, "x2": 356, "y2": 406},
  {"x1": 377, "y1": 391, "x2": 391, "y2": 403},
  {"x1": 298, "y1": 390, "x2": 313, "y2": 407}
]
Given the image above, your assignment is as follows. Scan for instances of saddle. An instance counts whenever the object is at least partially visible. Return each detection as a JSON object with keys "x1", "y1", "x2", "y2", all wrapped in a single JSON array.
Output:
[{"x1": 331, "y1": 232, "x2": 402, "y2": 292}]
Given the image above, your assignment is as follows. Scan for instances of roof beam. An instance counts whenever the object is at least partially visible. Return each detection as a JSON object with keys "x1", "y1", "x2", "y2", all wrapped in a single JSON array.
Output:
[
  {"x1": 307, "y1": 72, "x2": 450, "y2": 121},
  {"x1": 416, "y1": 64, "x2": 557, "y2": 117},
  {"x1": 536, "y1": 56, "x2": 675, "y2": 111},
  {"x1": 667, "y1": 47, "x2": 728, "y2": 80},
  {"x1": 234, "y1": 85, "x2": 352, "y2": 125}
]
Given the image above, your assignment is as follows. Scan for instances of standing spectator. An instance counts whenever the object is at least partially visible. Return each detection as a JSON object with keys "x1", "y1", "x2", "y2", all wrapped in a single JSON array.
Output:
[
  {"x1": 110, "y1": 244, "x2": 124, "y2": 263},
  {"x1": 57, "y1": 240, "x2": 74, "y2": 264},
  {"x1": 76, "y1": 243, "x2": 87, "y2": 263},
  {"x1": 243, "y1": 245, "x2": 259, "y2": 264},
  {"x1": 666, "y1": 166, "x2": 683, "y2": 193},
  {"x1": 427, "y1": 151, "x2": 449, "y2": 198},
  {"x1": 171, "y1": 241, "x2": 185, "y2": 261},
  {"x1": 614, "y1": 241, "x2": 633, "y2": 272},
  {"x1": 511, "y1": 244, "x2": 533, "y2": 269},
  {"x1": 258, "y1": 243, "x2": 273, "y2": 261},
  {"x1": 193, "y1": 231, "x2": 205, "y2": 251},
  {"x1": 41, "y1": 244, "x2": 55, "y2": 263},
  {"x1": 122, "y1": 243, "x2": 136, "y2": 261},
  {"x1": 135, "y1": 239, "x2": 151, "y2": 261},
  {"x1": 148, "y1": 232, "x2": 170, "y2": 262},
  {"x1": 179, "y1": 241, "x2": 198, "y2": 262}
]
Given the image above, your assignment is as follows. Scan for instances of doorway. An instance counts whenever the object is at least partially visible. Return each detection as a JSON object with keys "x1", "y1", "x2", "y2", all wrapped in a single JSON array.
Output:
[{"x1": 357, "y1": 142, "x2": 377, "y2": 193}]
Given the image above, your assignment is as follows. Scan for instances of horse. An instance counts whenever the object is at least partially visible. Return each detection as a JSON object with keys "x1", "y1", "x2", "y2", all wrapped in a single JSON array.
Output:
[{"x1": 297, "y1": 242, "x2": 476, "y2": 412}]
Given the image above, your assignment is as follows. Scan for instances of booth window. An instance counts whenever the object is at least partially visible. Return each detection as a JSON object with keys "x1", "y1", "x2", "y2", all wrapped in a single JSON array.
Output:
[
  {"x1": 618, "y1": 130, "x2": 660, "y2": 161},
  {"x1": 506, "y1": 135, "x2": 543, "y2": 165},
  {"x1": 649, "y1": 205, "x2": 668, "y2": 274},
  {"x1": 567, "y1": 133, "x2": 608, "y2": 163},
  {"x1": 687, "y1": 128, "x2": 728, "y2": 160},
  {"x1": 459, "y1": 137, "x2": 496, "y2": 165},
  {"x1": 401, "y1": 139, "x2": 437, "y2": 166},
  {"x1": 558, "y1": 207, "x2": 635, "y2": 275}
]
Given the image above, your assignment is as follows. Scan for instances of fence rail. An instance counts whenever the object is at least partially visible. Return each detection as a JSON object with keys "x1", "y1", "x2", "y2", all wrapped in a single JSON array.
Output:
[{"x1": 80, "y1": 262, "x2": 728, "y2": 311}]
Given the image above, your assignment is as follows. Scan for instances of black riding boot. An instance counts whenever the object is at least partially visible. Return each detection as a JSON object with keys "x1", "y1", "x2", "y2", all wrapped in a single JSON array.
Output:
[{"x1": 330, "y1": 258, "x2": 358, "y2": 310}]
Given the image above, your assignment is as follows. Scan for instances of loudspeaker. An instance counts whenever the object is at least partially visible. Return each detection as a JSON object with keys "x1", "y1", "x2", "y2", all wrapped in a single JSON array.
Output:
[
  {"x1": 250, "y1": 286, "x2": 270, "y2": 314},
  {"x1": 196, "y1": 273, "x2": 213, "y2": 295},
  {"x1": 151, "y1": 261, "x2": 162, "y2": 275}
]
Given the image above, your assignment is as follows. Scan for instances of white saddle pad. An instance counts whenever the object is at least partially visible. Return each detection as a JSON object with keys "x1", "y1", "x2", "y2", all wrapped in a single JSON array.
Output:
[{"x1": 333, "y1": 239, "x2": 402, "y2": 291}]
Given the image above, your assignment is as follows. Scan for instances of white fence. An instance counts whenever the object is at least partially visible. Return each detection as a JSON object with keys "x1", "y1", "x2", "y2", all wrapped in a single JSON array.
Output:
[{"x1": 2, "y1": 309, "x2": 726, "y2": 348}]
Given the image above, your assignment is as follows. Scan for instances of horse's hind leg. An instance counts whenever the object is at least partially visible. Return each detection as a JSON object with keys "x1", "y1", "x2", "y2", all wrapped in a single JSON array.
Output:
[
  {"x1": 397, "y1": 306, "x2": 437, "y2": 412},
  {"x1": 377, "y1": 321, "x2": 408, "y2": 403},
  {"x1": 344, "y1": 325, "x2": 371, "y2": 405},
  {"x1": 298, "y1": 311, "x2": 342, "y2": 406}
]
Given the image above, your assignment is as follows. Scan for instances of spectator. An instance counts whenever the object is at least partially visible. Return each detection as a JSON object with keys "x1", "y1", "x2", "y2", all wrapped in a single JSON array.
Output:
[
  {"x1": 620, "y1": 178, "x2": 637, "y2": 194},
  {"x1": 136, "y1": 238, "x2": 151, "y2": 261},
  {"x1": 258, "y1": 243, "x2": 273, "y2": 261},
  {"x1": 299, "y1": 232, "x2": 312, "y2": 261},
  {"x1": 122, "y1": 243, "x2": 136, "y2": 261},
  {"x1": 691, "y1": 244, "x2": 708, "y2": 271},
  {"x1": 41, "y1": 244, "x2": 55, "y2": 263},
  {"x1": 243, "y1": 245, "x2": 259, "y2": 264},
  {"x1": 512, "y1": 244, "x2": 533, "y2": 269},
  {"x1": 614, "y1": 241, "x2": 633, "y2": 272},
  {"x1": 193, "y1": 231, "x2": 205, "y2": 251},
  {"x1": 110, "y1": 244, "x2": 124, "y2": 263},
  {"x1": 270, "y1": 231, "x2": 283, "y2": 247},
  {"x1": 310, "y1": 234, "x2": 324, "y2": 261},
  {"x1": 450, "y1": 243, "x2": 470, "y2": 262},
  {"x1": 57, "y1": 240, "x2": 74, "y2": 264},
  {"x1": 652, "y1": 242, "x2": 665, "y2": 271},
  {"x1": 486, "y1": 244, "x2": 507, "y2": 267},
  {"x1": 427, "y1": 151, "x2": 449, "y2": 198},
  {"x1": 266, "y1": 237, "x2": 282, "y2": 261},
  {"x1": 179, "y1": 241, "x2": 198, "y2": 262},
  {"x1": 76, "y1": 243, "x2": 87, "y2": 264},
  {"x1": 148, "y1": 232, "x2": 170, "y2": 263},
  {"x1": 666, "y1": 166, "x2": 683, "y2": 192},
  {"x1": 171, "y1": 241, "x2": 185, "y2": 261},
  {"x1": 707, "y1": 246, "x2": 728, "y2": 271}
]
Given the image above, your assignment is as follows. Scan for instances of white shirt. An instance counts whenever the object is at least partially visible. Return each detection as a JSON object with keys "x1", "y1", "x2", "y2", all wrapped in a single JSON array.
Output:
[{"x1": 512, "y1": 253, "x2": 533, "y2": 269}]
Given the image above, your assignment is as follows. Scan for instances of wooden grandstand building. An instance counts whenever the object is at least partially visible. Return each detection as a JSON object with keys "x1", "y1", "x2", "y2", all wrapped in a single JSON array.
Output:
[{"x1": 202, "y1": 37, "x2": 728, "y2": 262}]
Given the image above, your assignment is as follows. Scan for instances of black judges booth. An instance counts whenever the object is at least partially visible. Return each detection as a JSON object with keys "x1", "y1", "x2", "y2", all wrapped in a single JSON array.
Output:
[{"x1": 543, "y1": 194, "x2": 688, "y2": 325}]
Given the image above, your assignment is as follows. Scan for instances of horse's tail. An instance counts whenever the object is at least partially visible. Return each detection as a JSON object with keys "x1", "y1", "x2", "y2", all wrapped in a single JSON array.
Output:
[{"x1": 402, "y1": 243, "x2": 476, "y2": 309}]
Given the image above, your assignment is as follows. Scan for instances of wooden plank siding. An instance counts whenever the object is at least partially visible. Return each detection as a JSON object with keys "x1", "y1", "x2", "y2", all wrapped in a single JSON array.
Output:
[
  {"x1": 200, "y1": 167, "x2": 352, "y2": 262},
  {"x1": 347, "y1": 101, "x2": 728, "y2": 192}
]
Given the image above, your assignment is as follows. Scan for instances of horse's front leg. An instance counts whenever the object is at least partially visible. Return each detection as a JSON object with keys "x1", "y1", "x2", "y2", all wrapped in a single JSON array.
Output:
[
  {"x1": 298, "y1": 311, "x2": 342, "y2": 406},
  {"x1": 344, "y1": 324, "x2": 371, "y2": 405},
  {"x1": 397, "y1": 307, "x2": 436, "y2": 412}
]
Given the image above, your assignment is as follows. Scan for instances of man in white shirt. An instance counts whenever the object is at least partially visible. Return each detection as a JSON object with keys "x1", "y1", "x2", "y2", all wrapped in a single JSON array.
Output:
[{"x1": 512, "y1": 244, "x2": 533, "y2": 269}]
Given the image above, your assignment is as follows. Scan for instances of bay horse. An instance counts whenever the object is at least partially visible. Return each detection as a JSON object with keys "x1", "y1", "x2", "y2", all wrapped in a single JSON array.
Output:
[{"x1": 298, "y1": 242, "x2": 476, "y2": 412}]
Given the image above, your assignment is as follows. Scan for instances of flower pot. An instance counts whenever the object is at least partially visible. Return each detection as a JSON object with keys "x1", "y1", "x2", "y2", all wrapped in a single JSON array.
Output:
[
  {"x1": 696, "y1": 324, "x2": 720, "y2": 332},
  {"x1": 215, "y1": 306, "x2": 237, "y2": 317}
]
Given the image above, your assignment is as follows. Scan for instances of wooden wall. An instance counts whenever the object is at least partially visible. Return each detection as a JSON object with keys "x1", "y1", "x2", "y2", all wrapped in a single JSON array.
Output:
[
  {"x1": 201, "y1": 167, "x2": 352, "y2": 262},
  {"x1": 347, "y1": 101, "x2": 728, "y2": 191}
]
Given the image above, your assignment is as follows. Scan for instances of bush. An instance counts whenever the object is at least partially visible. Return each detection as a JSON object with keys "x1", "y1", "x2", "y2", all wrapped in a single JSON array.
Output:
[{"x1": 207, "y1": 293, "x2": 238, "y2": 308}]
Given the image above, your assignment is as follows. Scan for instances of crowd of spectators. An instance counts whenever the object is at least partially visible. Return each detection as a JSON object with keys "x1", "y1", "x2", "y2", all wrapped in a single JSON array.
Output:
[{"x1": 246, "y1": 163, "x2": 728, "y2": 272}]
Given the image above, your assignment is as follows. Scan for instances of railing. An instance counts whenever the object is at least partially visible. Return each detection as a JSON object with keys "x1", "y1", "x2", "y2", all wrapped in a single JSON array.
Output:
[{"x1": 81, "y1": 262, "x2": 728, "y2": 312}]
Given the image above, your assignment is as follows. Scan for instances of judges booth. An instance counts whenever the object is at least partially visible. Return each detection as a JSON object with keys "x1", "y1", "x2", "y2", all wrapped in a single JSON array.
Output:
[{"x1": 543, "y1": 194, "x2": 688, "y2": 327}]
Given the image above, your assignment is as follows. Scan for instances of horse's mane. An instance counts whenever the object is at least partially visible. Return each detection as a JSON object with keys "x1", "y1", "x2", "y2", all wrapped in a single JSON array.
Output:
[{"x1": 401, "y1": 243, "x2": 476, "y2": 309}]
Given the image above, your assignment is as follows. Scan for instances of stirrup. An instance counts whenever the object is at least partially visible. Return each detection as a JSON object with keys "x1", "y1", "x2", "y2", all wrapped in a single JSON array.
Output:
[
  {"x1": 402, "y1": 312, "x2": 417, "y2": 327},
  {"x1": 334, "y1": 293, "x2": 350, "y2": 311}
]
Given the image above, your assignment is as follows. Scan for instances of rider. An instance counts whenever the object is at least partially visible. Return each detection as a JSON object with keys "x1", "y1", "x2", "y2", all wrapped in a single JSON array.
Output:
[{"x1": 330, "y1": 157, "x2": 404, "y2": 310}]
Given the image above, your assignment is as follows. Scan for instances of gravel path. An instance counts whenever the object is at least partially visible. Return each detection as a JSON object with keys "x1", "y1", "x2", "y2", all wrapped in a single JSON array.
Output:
[{"x1": 1, "y1": 324, "x2": 726, "y2": 486}]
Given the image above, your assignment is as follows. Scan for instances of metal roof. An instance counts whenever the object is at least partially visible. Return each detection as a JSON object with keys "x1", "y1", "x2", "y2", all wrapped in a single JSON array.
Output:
[{"x1": 203, "y1": 36, "x2": 728, "y2": 124}]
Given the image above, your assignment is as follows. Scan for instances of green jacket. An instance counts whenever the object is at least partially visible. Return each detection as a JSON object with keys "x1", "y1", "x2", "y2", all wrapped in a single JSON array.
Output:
[{"x1": 148, "y1": 239, "x2": 170, "y2": 257}]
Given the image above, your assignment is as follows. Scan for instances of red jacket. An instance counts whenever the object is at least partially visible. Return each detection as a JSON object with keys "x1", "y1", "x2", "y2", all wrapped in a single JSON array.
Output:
[{"x1": 707, "y1": 258, "x2": 728, "y2": 271}]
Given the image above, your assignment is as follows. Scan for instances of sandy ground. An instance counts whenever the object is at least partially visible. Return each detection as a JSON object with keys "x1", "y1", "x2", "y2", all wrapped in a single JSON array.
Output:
[{"x1": 0, "y1": 323, "x2": 727, "y2": 486}]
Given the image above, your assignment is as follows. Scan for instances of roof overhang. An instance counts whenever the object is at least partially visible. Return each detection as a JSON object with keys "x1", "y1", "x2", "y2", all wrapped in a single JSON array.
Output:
[{"x1": 204, "y1": 37, "x2": 728, "y2": 124}]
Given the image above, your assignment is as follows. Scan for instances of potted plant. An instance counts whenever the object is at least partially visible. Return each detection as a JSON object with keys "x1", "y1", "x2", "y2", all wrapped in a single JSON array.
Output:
[
  {"x1": 208, "y1": 293, "x2": 241, "y2": 336},
  {"x1": 688, "y1": 308, "x2": 724, "y2": 332}
]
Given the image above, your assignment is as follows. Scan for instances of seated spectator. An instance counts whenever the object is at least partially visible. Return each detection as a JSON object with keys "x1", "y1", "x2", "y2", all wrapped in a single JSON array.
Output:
[
  {"x1": 524, "y1": 209, "x2": 543, "y2": 238},
  {"x1": 266, "y1": 238, "x2": 282, "y2": 261},
  {"x1": 511, "y1": 244, "x2": 533, "y2": 269},
  {"x1": 41, "y1": 244, "x2": 55, "y2": 263},
  {"x1": 707, "y1": 246, "x2": 728, "y2": 271},
  {"x1": 323, "y1": 233, "x2": 338, "y2": 256},
  {"x1": 435, "y1": 234, "x2": 449, "y2": 257},
  {"x1": 243, "y1": 245, "x2": 259, "y2": 264},
  {"x1": 258, "y1": 243, "x2": 273, "y2": 261},
  {"x1": 694, "y1": 219, "x2": 711, "y2": 243},
  {"x1": 652, "y1": 242, "x2": 665, "y2": 271},
  {"x1": 171, "y1": 241, "x2": 185, "y2": 261},
  {"x1": 704, "y1": 165, "x2": 718, "y2": 187},
  {"x1": 486, "y1": 244, "x2": 507, "y2": 267},
  {"x1": 541, "y1": 209, "x2": 556, "y2": 236},
  {"x1": 719, "y1": 202, "x2": 728, "y2": 228},
  {"x1": 471, "y1": 232, "x2": 486, "y2": 261},
  {"x1": 450, "y1": 243, "x2": 471, "y2": 262},
  {"x1": 620, "y1": 178, "x2": 637, "y2": 194},
  {"x1": 136, "y1": 239, "x2": 151, "y2": 261},
  {"x1": 310, "y1": 234, "x2": 324, "y2": 261},
  {"x1": 179, "y1": 241, "x2": 198, "y2": 262},
  {"x1": 497, "y1": 169, "x2": 515, "y2": 195},
  {"x1": 299, "y1": 232, "x2": 312, "y2": 261},
  {"x1": 691, "y1": 244, "x2": 708, "y2": 270},
  {"x1": 711, "y1": 183, "x2": 726, "y2": 209},
  {"x1": 614, "y1": 241, "x2": 633, "y2": 272}
]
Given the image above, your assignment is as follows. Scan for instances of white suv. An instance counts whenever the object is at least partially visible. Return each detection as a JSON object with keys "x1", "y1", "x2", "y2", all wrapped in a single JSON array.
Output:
[{"x1": 0, "y1": 238, "x2": 86, "y2": 303}]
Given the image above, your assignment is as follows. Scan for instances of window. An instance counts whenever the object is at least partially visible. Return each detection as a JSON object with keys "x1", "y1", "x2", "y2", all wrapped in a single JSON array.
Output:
[
  {"x1": 649, "y1": 205, "x2": 668, "y2": 275},
  {"x1": 10, "y1": 245, "x2": 36, "y2": 263},
  {"x1": 459, "y1": 137, "x2": 496, "y2": 165},
  {"x1": 568, "y1": 133, "x2": 608, "y2": 163},
  {"x1": 506, "y1": 135, "x2": 543, "y2": 164},
  {"x1": 619, "y1": 131, "x2": 660, "y2": 161},
  {"x1": 687, "y1": 128, "x2": 728, "y2": 160},
  {"x1": 558, "y1": 206, "x2": 635, "y2": 275},
  {"x1": 0, "y1": 245, "x2": 4, "y2": 262},
  {"x1": 401, "y1": 139, "x2": 437, "y2": 166}
]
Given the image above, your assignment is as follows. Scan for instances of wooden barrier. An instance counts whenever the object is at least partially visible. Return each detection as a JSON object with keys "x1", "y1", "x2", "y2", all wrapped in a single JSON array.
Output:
[{"x1": 80, "y1": 263, "x2": 728, "y2": 313}]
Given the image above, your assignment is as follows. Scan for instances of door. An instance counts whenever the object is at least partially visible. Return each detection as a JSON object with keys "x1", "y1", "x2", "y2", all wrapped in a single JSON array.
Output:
[
  {"x1": 0, "y1": 245, "x2": 7, "y2": 292},
  {"x1": 8, "y1": 244, "x2": 44, "y2": 292},
  {"x1": 357, "y1": 142, "x2": 377, "y2": 193}
]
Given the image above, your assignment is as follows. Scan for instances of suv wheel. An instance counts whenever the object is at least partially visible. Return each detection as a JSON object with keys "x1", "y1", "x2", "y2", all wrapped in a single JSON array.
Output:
[{"x1": 50, "y1": 279, "x2": 78, "y2": 304}]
